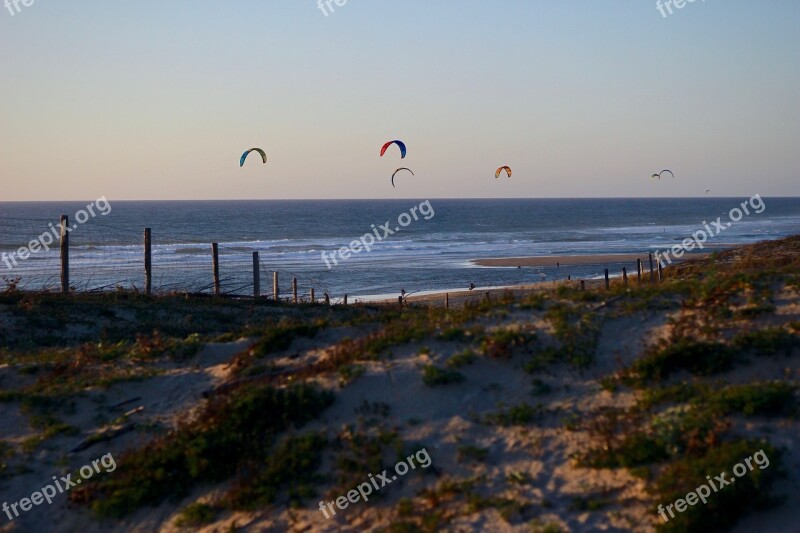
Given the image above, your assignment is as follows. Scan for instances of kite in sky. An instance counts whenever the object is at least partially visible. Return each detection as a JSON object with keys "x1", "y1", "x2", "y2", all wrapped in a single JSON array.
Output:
[
  {"x1": 495, "y1": 166, "x2": 512, "y2": 179},
  {"x1": 240, "y1": 148, "x2": 267, "y2": 167},
  {"x1": 391, "y1": 167, "x2": 414, "y2": 188},
  {"x1": 650, "y1": 169, "x2": 675, "y2": 180},
  {"x1": 380, "y1": 140, "x2": 407, "y2": 159}
]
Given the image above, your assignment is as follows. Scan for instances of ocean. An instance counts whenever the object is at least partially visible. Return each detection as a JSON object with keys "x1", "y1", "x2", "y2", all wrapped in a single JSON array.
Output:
[{"x1": 2, "y1": 198, "x2": 800, "y2": 300}]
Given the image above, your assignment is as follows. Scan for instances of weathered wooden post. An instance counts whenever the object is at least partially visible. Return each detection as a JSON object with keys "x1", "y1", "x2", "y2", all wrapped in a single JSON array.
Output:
[
  {"x1": 324, "y1": 292, "x2": 330, "y2": 306},
  {"x1": 658, "y1": 261, "x2": 664, "y2": 283},
  {"x1": 292, "y1": 278, "x2": 298, "y2": 304},
  {"x1": 273, "y1": 272, "x2": 279, "y2": 302},
  {"x1": 445, "y1": 293, "x2": 450, "y2": 310},
  {"x1": 622, "y1": 267, "x2": 628, "y2": 287},
  {"x1": 649, "y1": 253, "x2": 655, "y2": 283},
  {"x1": 604, "y1": 269, "x2": 610, "y2": 290},
  {"x1": 211, "y1": 243, "x2": 220, "y2": 295},
  {"x1": 310, "y1": 288, "x2": 315, "y2": 303},
  {"x1": 637, "y1": 258, "x2": 642, "y2": 284},
  {"x1": 343, "y1": 294, "x2": 348, "y2": 306},
  {"x1": 580, "y1": 280, "x2": 585, "y2": 291},
  {"x1": 252, "y1": 252, "x2": 260, "y2": 298},
  {"x1": 144, "y1": 228, "x2": 152, "y2": 296},
  {"x1": 60, "y1": 215, "x2": 69, "y2": 294}
]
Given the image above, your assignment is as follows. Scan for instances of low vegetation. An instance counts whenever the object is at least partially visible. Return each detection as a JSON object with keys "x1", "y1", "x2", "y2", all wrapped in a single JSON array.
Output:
[{"x1": 1, "y1": 235, "x2": 799, "y2": 531}]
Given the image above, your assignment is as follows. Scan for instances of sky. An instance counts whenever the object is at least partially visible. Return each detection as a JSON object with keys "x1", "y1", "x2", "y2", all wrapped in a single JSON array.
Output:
[{"x1": 1, "y1": 1, "x2": 799, "y2": 201}]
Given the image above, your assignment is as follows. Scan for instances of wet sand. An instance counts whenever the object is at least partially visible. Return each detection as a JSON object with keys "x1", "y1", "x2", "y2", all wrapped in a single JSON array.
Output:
[{"x1": 472, "y1": 252, "x2": 709, "y2": 268}]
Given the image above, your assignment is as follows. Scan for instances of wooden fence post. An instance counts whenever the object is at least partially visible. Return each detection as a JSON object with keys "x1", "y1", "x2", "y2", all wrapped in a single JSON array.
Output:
[
  {"x1": 324, "y1": 292, "x2": 330, "y2": 306},
  {"x1": 144, "y1": 228, "x2": 152, "y2": 296},
  {"x1": 273, "y1": 272, "x2": 279, "y2": 302},
  {"x1": 637, "y1": 259, "x2": 642, "y2": 284},
  {"x1": 580, "y1": 280, "x2": 585, "y2": 291},
  {"x1": 211, "y1": 243, "x2": 220, "y2": 295},
  {"x1": 310, "y1": 288, "x2": 315, "y2": 303},
  {"x1": 604, "y1": 269, "x2": 610, "y2": 290},
  {"x1": 445, "y1": 293, "x2": 449, "y2": 310},
  {"x1": 292, "y1": 278, "x2": 298, "y2": 304},
  {"x1": 649, "y1": 253, "x2": 655, "y2": 283},
  {"x1": 60, "y1": 215, "x2": 69, "y2": 294},
  {"x1": 622, "y1": 267, "x2": 628, "y2": 287},
  {"x1": 344, "y1": 294, "x2": 348, "y2": 306},
  {"x1": 252, "y1": 252, "x2": 260, "y2": 298}
]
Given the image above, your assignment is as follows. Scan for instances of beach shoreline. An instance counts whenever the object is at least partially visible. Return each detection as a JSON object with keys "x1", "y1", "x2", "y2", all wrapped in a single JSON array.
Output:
[
  {"x1": 471, "y1": 252, "x2": 710, "y2": 268},
  {"x1": 365, "y1": 252, "x2": 710, "y2": 305},
  {"x1": 355, "y1": 252, "x2": 713, "y2": 306}
]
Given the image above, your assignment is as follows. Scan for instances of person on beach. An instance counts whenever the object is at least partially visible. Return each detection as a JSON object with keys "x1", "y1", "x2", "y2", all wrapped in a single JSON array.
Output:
[{"x1": 469, "y1": 283, "x2": 475, "y2": 291}]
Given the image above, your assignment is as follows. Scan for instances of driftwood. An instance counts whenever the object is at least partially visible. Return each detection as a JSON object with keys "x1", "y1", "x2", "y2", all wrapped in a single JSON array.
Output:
[
  {"x1": 70, "y1": 406, "x2": 144, "y2": 453},
  {"x1": 122, "y1": 406, "x2": 145, "y2": 418},
  {"x1": 109, "y1": 397, "x2": 142, "y2": 411},
  {"x1": 70, "y1": 423, "x2": 135, "y2": 453}
]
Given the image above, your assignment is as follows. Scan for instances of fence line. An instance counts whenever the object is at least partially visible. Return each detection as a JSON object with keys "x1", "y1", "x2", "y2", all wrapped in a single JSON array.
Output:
[{"x1": 2, "y1": 224, "x2": 664, "y2": 304}]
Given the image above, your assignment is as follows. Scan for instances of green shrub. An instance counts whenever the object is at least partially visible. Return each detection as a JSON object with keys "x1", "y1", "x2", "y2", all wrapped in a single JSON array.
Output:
[
  {"x1": 639, "y1": 383, "x2": 707, "y2": 410},
  {"x1": 530, "y1": 378, "x2": 553, "y2": 396},
  {"x1": 225, "y1": 433, "x2": 328, "y2": 509},
  {"x1": 81, "y1": 383, "x2": 334, "y2": 517},
  {"x1": 626, "y1": 341, "x2": 737, "y2": 385},
  {"x1": 175, "y1": 502, "x2": 216, "y2": 528},
  {"x1": 582, "y1": 430, "x2": 669, "y2": 468},
  {"x1": 652, "y1": 440, "x2": 783, "y2": 532},
  {"x1": 480, "y1": 329, "x2": 537, "y2": 359},
  {"x1": 569, "y1": 496, "x2": 611, "y2": 512},
  {"x1": 422, "y1": 365, "x2": 465, "y2": 387},
  {"x1": 437, "y1": 327, "x2": 467, "y2": 342},
  {"x1": 446, "y1": 349, "x2": 478, "y2": 368},
  {"x1": 708, "y1": 382, "x2": 797, "y2": 417},
  {"x1": 733, "y1": 327, "x2": 800, "y2": 356},
  {"x1": 579, "y1": 406, "x2": 729, "y2": 469},
  {"x1": 251, "y1": 322, "x2": 321, "y2": 358},
  {"x1": 338, "y1": 364, "x2": 366, "y2": 386},
  {"x1": 457, "y1": 445, "x2": 489, "y2": 463},
  {"x1": 523, "y1": 347, "x2": 562, "y2": 374},
  {"x1": 486, "y1": 403, "x2": 545, "y2": 426}
]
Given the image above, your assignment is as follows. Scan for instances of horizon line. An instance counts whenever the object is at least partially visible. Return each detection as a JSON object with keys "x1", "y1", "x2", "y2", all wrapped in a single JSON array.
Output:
[{"x1": 2, "y1": 195, "x2": 797, "y2": 203}]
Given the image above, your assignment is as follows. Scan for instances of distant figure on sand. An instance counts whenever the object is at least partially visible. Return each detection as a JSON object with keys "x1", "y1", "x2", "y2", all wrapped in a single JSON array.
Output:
[{"x1": 469, "y1": 283, "x2": 475, "y2": 291}]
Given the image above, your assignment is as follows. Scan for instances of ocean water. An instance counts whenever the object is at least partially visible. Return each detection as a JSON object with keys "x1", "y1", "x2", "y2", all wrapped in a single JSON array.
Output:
[{"x1": 1, "y1": 198, "x2": 800, "y2": 299}]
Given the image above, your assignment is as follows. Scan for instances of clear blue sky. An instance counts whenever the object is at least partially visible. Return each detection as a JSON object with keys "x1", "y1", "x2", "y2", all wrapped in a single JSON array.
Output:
[{"x1": 1, "y1": 1, "x2": 798, "y2": 200}]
